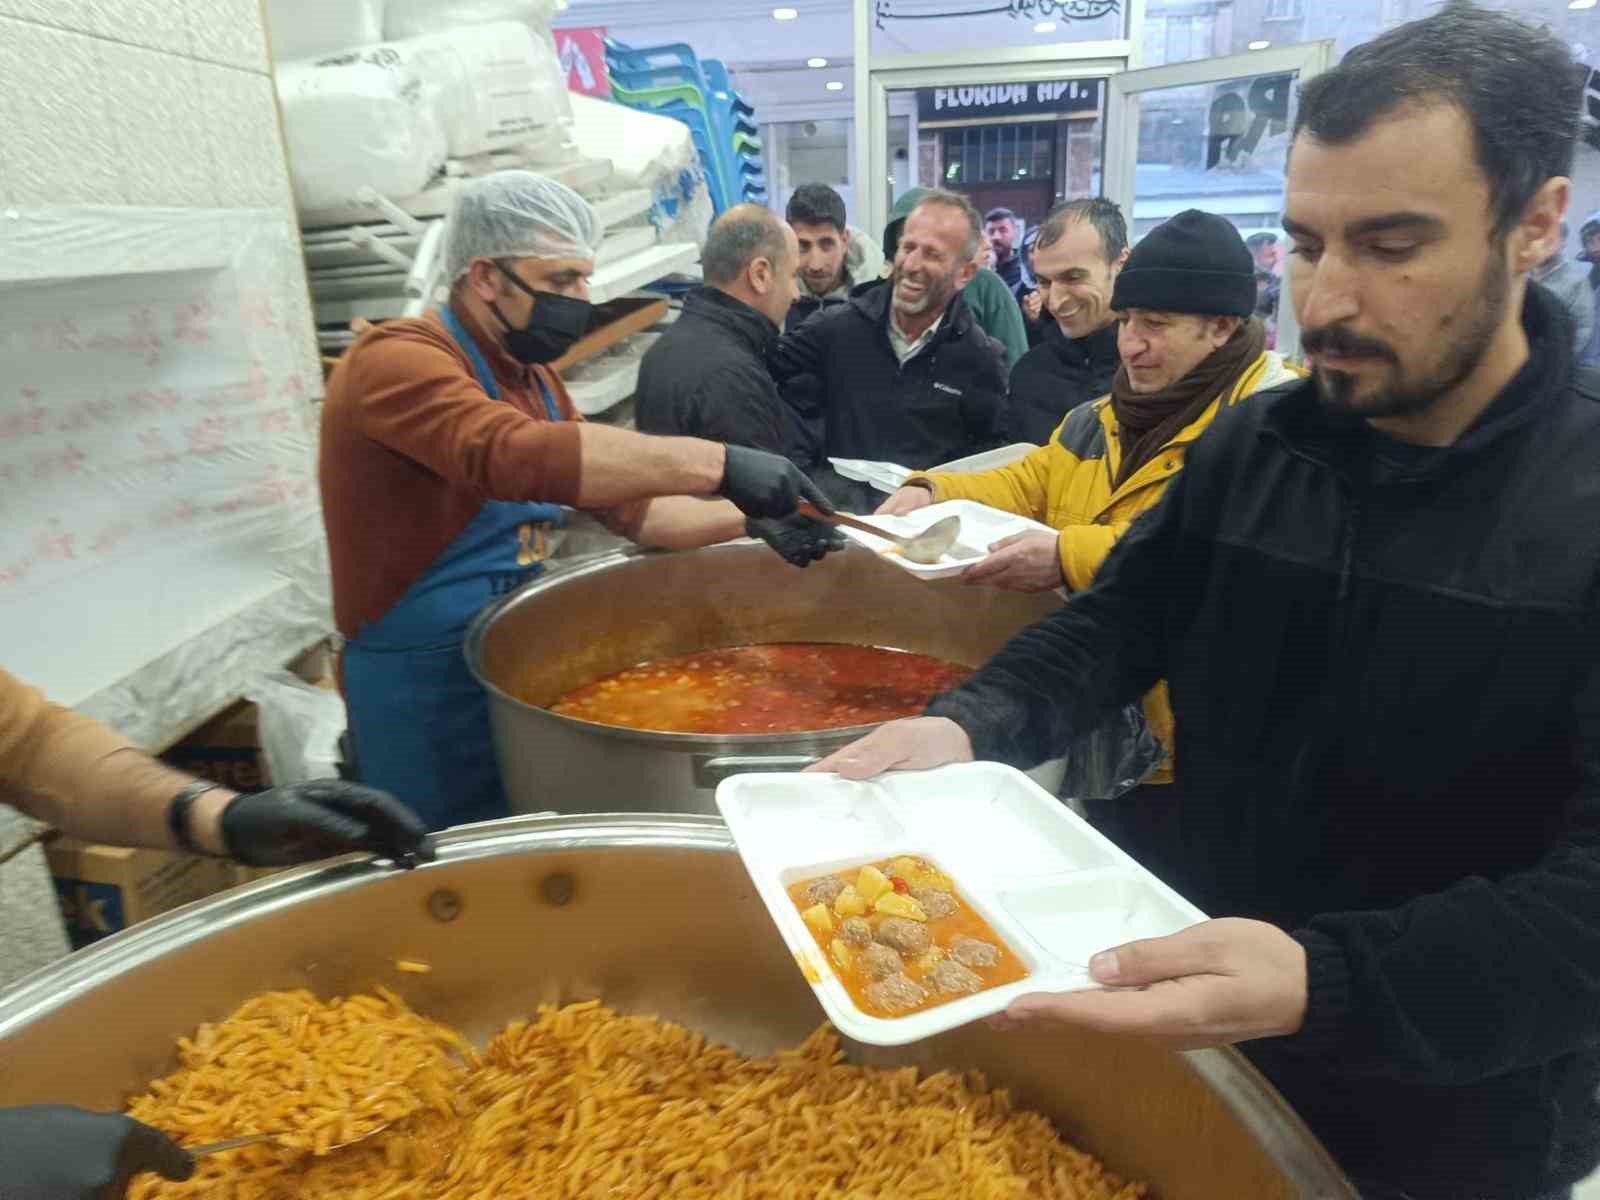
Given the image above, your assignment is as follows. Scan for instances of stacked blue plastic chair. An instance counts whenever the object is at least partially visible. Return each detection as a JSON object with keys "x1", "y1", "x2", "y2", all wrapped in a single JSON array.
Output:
[{"x1": 605, "y1": 39, "x2": 768, "y2": 215}]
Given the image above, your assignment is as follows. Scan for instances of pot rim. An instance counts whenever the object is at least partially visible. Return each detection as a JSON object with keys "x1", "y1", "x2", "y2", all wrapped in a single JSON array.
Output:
[{"x1": 463, "y1": 542, "x2": 914, "y2": 750}]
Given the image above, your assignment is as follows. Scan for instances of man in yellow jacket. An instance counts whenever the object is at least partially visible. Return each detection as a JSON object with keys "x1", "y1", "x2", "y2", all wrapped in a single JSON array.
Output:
[{"x1": 878, "y1": 210, "x2": 1301, "y2": 846}]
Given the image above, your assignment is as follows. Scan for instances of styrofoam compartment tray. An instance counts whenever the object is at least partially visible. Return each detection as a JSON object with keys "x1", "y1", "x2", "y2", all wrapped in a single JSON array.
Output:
[
  {"x1": 716, "y1": 762, "x2": 1206, "y2": 1046},
  {"x1": 830, "y1": 443, "x2": 1039, "y2": 494},
  {"x1": 834, "y1": 499, "x2": 1058, "y2": 580}
]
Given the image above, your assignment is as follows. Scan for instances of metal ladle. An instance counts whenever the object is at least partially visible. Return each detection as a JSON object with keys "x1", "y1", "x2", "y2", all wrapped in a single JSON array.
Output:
[
  {"x1": 185, "y1": 1122, "x2": 393, "y2": 1159},
  {"x1": 799, "y1": 502, "x2": 962, "y2": 565}
]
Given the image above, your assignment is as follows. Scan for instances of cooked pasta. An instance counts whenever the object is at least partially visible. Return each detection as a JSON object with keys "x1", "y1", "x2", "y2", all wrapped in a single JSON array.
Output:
[{"x1": 127, "y1": 991, "x2": 1145, "y2": 1200}]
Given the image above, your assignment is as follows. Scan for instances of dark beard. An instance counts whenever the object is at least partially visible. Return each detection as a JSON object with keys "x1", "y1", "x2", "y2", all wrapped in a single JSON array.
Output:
[{"x1": 1311, "y1": 248, "x2": 1510, "y2": 420}]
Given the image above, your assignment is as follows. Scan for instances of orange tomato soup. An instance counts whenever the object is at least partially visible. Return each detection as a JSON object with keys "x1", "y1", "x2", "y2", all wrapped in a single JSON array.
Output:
[
  {"x1": 787, "y1": 855, "x2": 1029, "y2": 1019},
  {"x1": 546, "y1": 643, "x2": 971, "y2": 735}
]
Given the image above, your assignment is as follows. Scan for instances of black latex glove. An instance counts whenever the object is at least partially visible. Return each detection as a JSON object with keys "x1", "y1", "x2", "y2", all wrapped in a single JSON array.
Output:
[
  {"x1": 718, "y1": 446, "x2": 836, "y2": 520},
  {"x1": 220, "y1": 780, "x2": 436, "y2": 868},
  {"x1": 0, "y1": 1105, "x2": 194, "y2": 1199},
  {"x1": 746, "y1": 514, "x2": 846, "y2": 568}
]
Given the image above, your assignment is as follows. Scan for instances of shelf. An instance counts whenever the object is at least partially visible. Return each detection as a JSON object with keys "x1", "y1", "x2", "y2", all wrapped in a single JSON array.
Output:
[
  {"x1": 590, "y1": 189, "x2": 655, "y2": 231},
  {"x1": 588, "y1": 241, "x2": 700, "y2": 304},
  {"x1": 596, "y1": 225, "x2": 660, "y2": 266},
  {"x1": 552, "y1": 296, "x2": 669, "y2": 374},
  {"x1": 298, "y1": 156, "x2": 615, "y2": 232},
  {"x1": 563, "y1": 356, "x2": 639, "y2": 417}
]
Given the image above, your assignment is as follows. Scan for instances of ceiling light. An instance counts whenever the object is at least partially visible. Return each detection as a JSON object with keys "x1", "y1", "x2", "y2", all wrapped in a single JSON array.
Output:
[
  {"x1": 1247, "y1": 39, "x2": 1271, "y2": 49},
  {"x1": 772, "y1": 6, "x2": 798, "y2": 19},
  {"x1": 1034, "y1": 20, "x2": 1057, "y2": 33},
  {"x1": 1572, "y1": 0, "x2": 1597, "y2": 10},
  {"x1": 825, "y1": 80, "x2": 845, "y2": 91},
  {"x1": 807, "y1": 56, "x2": 828, "y2": 68}
]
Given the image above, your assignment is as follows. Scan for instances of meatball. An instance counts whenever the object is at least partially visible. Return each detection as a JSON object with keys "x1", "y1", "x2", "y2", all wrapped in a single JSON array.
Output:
[
  {"x1": 858, "y1": 943, "x2": 905, "y2": 979},
  {"x1": 864, "y1": 972, "x2": 927, "y2": 1014},
  {"x1": 930, "y1": 959, "x2": 984, "y2": 995},
  {"x1": 875, "y1": 917, "x2": 932, "y2": 957},
  {"x1": 950, "y1": 936, "x2": 1001, "y2": 968},
  {"x1": 840, "y1": 916, "x2": 873, "y2": 946},
  {"x1": 911, "y1": 887, "x2": 958, "y2": 919},
  {"x1": 806, "y1": 876, "x2": 846, "y2": 906}
]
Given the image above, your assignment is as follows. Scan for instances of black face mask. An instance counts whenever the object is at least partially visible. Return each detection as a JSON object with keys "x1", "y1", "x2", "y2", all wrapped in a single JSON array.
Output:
[{"x1": 489, "y1": 261, "x2": 593, "y2": 365}]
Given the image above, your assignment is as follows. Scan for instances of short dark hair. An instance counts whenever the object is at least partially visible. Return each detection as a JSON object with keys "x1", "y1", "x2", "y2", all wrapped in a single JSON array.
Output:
[
  {"x1": 786, "y1": 184, "x2": 848, "y2": 234},
  {"x1": 1035, "y1": 197, "x2": 1128, "y2": 263},
  {"x1": 984, "y1": 207, "x2": 1017, "y2": 226},
  {"x1": 914, "y1": 190, "x2": 984, "y2": 260},
  {"x1": 702, "y1": 205, "x2": 790, "y2": 287},
  {"x1": 1295, "y1": 0, "x2": 1579, "y2": 236},
  {"x1": 1244, "y1": 231, "x2": 1279, "y2": 250}
]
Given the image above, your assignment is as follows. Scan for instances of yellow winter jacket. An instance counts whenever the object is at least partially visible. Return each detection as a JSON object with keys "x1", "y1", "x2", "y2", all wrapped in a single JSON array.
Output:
[{"x1": 913, "y1": 349, "x2": 1302, "y2": 787}]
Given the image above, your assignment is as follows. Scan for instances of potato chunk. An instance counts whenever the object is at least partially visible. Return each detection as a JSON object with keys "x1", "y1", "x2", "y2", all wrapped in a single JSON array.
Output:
[
  {"x1": 873, "y1": 892, "x2": 928, "y2": 921},
  {"x1": 856, "y1": 865, "x2": 892, "y2": 904},
  {"x1": 833, "y1": 884, "x2": 867, "y2": 918},
  {"x1": 802, "y1": 903, "x2": 834, "y2": 936}
]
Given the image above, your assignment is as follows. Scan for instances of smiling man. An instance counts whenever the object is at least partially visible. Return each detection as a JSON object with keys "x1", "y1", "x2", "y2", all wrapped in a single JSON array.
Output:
[
  {"x1": 814, "y1": 5, "x2": 1600, "y2": 1197},
  {"x1": 1000, "y1": 198, "x2": 1129, "y2": 444},
  {"x1": 774, "y1": 189, "x2": 1008, "y2": 510},
  {"x1": 877, "y1": 208, "x2": 1297, "y2": 821}
]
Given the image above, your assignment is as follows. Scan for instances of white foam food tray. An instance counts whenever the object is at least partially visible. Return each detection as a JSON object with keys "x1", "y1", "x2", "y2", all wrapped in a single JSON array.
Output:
[
  {"x1": 830, "y1": 443, "x2": 1040, "y2": 495},
  {"x1": 834, "y1": 499, "x2": 1058, "y2": 580},
  {"x1": 716, "y1": 762, "x2": 1206, "y2": 1046}
]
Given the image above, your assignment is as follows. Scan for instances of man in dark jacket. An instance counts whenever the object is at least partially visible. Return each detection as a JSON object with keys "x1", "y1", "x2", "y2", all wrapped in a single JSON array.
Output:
[
  {"x1": 1005, "y1": 197, "x2": 1128, "y2": 444},
  {"x1": 985, "y1": 206, "x2": 1026, "y2": 295},
  {"x1": 774, "y1": 189, "x2": 1008, "y2": 510},
  {"x1": 783, "y1": 183, "x2": 885, "y2": 333},
  {"x1": 635, "y1": 204, "x2": 798, "y2": 452},
  {"x1": 814, "y1": 6, "x2": 1600, "y2": 1198}
]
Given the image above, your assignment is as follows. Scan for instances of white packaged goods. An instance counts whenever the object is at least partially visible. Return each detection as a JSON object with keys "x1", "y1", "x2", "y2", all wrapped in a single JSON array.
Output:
[
  {"x1": 718, "y1": 763, "x2": 1207, "y2": 1046},
  {"x1": 264, "y1": 0, "x2": 383, "y2": 62},
  {"x1": 384, "y1": 0, "x2": 566, "y2": 39},
  {"x1": 407, "y1": 22, "x2": 572, "y2": 158},
  {"x1": 275, "y1": 53, "x2": 447, "y2": 211},
  {"x1": 569, "y1": 94, "x2": 712, "y2": 248}
]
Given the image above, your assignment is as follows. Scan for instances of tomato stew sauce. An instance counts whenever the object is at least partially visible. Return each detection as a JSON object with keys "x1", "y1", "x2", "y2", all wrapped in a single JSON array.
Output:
[
  {"x1": 546, "y1": 643, "x2": 971, "y2": 735},
  {"x1": 788, "y1": 856, "x2": 1029, "y2": 1019}
]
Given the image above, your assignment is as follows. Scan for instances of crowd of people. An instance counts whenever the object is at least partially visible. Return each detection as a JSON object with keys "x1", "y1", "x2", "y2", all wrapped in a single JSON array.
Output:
[{"x1": 3, "y1": 2, "x2": 1600, "y2": 1199}]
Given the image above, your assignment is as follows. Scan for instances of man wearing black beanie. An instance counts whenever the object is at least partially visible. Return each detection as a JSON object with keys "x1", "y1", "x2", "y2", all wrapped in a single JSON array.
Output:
[{"x1": 877, "y1": 206, "x2": 1298, "y2": 830}]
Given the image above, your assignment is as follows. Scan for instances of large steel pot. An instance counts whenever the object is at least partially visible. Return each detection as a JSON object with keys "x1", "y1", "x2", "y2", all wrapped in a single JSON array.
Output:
[
  {"x1": 467, "y1": 542, "x2": 1063, "y2": 815},
  {"x1": 0, "y1": 815, "x2": 1356, "y2": 1199}
]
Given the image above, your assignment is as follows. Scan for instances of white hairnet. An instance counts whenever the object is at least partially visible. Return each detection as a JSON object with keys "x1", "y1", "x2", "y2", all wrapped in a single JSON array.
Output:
[{"x1": 443, "y1": 170, "x2": 601, "y2": 283}]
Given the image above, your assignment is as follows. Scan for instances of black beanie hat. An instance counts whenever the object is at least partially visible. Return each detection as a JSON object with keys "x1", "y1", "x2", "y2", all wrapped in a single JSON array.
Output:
[{"x1": 1111, "y1": 209, "x2": 1256, "y2": 318}]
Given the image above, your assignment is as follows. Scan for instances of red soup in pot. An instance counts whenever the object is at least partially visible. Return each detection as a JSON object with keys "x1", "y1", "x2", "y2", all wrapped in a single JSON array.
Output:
[{"x1": 546, "y1": 642, "x2": 972, "y2": 735}]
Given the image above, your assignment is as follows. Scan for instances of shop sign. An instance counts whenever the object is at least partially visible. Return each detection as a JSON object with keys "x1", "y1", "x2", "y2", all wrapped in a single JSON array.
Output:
[{"x1": 917, "y1": 78, "x2": 1102, "y2": 121}]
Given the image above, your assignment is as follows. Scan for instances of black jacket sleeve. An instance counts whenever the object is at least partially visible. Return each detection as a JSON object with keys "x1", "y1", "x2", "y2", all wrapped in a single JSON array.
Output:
[
  {"x1": 1283, "y1": 626, "x2": 1600, "y2": 1087},
  {"x1": 771, "y1": 316, "x2": 830, "y2": 469},
  {"x1": 960, "y1": 335, "x2": 1011, "y2": 453},
  {"x1": 685, "y1": 363, "x2": 788, "y2": 454},
  {"x1": 925, "y1": 469, "x2": 1193, "y2": 766}
]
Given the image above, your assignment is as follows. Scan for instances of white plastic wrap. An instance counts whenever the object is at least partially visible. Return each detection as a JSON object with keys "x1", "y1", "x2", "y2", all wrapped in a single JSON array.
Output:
[
  {"x1": 0, "y1": 207, "x2": 332, "y2": 748},
  {"x1": 406, "y1": 23, "x2": 573, "y2": 158},
  {"x1": 275, "y1": 53, "x2": 447, "y2": 212},
  {"x1": 247, "y1": 672, "x2": 346, "y2": 785},
  {"x1": 264, "y1": 0, "x2": 384, "y2": 62},
  {"x1": 569, "y1": 94, "x2": 712, "y2": 249},
  {"x1": 384, "y1": 0, "x2": 566, "y2": 39}
]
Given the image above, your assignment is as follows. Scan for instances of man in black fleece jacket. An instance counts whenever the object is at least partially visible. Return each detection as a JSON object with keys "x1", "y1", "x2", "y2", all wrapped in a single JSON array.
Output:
[{"x1": 813, "y1": 6, "x2": 1599, "y2": 1197}]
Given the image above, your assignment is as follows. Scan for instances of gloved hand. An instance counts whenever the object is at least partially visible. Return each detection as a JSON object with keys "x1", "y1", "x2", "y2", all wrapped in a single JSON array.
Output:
[
  {"x1": 718, "y1": 446, "x2": 835, "y2": 521},
  {"x1": 0, "y1": 1105, "x2": 194, "y2": 1199},
  {"x1": 220, "y1": 780, "x2": 435, "y2": 868},
  {"x1": 746, "y1": 514, "x2": 846, "y2": 568}
]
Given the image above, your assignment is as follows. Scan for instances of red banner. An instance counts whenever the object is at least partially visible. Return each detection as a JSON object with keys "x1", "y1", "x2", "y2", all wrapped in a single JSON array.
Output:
[{"x1": 556, "y1": 27, "x2": 610, "y2": 98}]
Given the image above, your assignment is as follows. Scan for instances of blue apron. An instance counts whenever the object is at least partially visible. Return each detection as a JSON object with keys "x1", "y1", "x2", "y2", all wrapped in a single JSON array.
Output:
[{"x1": 342, "y1": 306, "x2": 567, "y2": 830}]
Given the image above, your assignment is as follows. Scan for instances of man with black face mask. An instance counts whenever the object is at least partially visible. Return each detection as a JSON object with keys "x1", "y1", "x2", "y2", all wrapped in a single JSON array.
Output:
[{"x1": 320, "y1": 171, "x2": 837, "y2": 832}]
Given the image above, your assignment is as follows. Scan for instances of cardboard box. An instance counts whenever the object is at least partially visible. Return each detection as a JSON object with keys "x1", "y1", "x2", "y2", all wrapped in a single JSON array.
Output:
[
  {"x1": 160, "y1": 700, "x2": 266, "y2": 794},
  {"x1": 47, "y1": 839, "x2": 234, "y2": 949}
]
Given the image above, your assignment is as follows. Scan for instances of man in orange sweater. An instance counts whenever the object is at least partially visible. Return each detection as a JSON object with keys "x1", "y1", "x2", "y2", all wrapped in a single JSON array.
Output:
[{"x1": 321, "y1": 172, "x2": 838, "y2": 830}]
